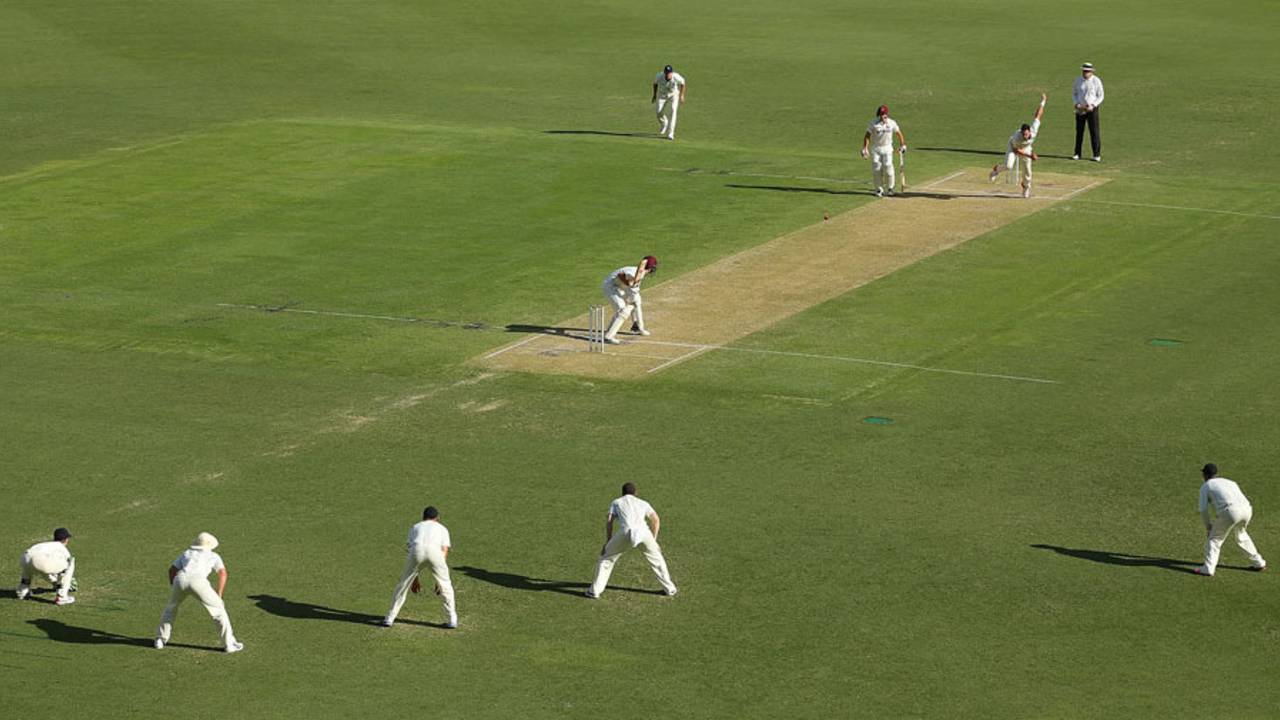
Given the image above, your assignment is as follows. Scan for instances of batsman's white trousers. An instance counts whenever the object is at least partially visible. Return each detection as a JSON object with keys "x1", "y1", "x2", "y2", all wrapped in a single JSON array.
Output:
[
  {"x1": 385, "y1": 547, "x2": 456, "y2": 625},
  {"x1": 1005, "y1": 151, "x2": 1032, "y2": 185},
  {"x1": 1201, "y1": 504, "x2": 1266, "y2": 575},
  {"x1": 18, "y1": 552, "x2": 75, "y2": 597},
  {"x1": 869, "y1": 147, "x2": 896, "y2": 191},
  {"x1": 589, "y1": 528, "x2": 676, "y2": 596},
  {"x1": 656, "y1": 96, "x2": 679, "y2": 139},
  {"x1": 602, "y1": 283, "x2": 644, "y2": 338},
  {"x1": 156, "y1": 574, "x2": 238, "y2": 649}
]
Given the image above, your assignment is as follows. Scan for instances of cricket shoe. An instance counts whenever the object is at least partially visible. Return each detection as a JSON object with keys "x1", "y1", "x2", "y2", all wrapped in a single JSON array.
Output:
[
  {"x1": 1022, "y1": 187, "x2": 1031, "y2": 199},
  {"x1": 885, "y1": 188, "x2": 896, "y2": 197},
  {"x1": 664, "y1": 588, "x2": 679, "y2": 597},
  {"x1": 1193, "y1": 568, "x2": 1213, "y2": 577},
  {"x1": 153, "y1": 639, "x2": 165, "y2": 650},
  {"x1": 604, "y1": 336, "x2": 620, "y2": 345},
  {"x1": 16, "y1": 586, "x2": 30, "y2": 600},
  {"x1": 583, "y1": 590, "x2": 599, "y2": 599},
  {"x1": 446, "y1": 620, "x2": 458, "y2": 629},
  {"x1": 1092, "y1": 156, "x2": 1102, "y2": 162},
  {"x1": 54, "y1": 595, "x2": 76, "y2": 606},
  {"x1": 989, "y1": 165, "x2": 1000, "y2": 182},
  {"x1": 1071, "y1": 154, "x2": 1080, "y2": 160},
  {"x1": 1250, "y1": 564, "x2": 1267, "y2": 572},
  {"x1": 874, "y1": 187, "x2": 883, "y2": 197},
  {"x1": 225, "y1": 641, "x2": 245, "y2": 654},
  {"x1": 380, "y1": 619, "x2": 393, "y2": 627}
]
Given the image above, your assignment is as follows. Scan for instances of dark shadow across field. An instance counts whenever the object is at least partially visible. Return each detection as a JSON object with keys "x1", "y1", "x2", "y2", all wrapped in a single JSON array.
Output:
[
  {"x1": 504, "y1": 323, "x2": 586, "y2": 336},
  {"x1": 917, "y1": 146, "x2": 1075, "y2": 160},
  {"x1": 455, "y1": 566, "x2": 664, "y2": 596},
  {"x1": 27, "y1": 619, "x2": 216, "y2": 651},
  {"x1": 725, "y1": 183, "x2": 956, "y2": 200},
  {"x1": 544, "y1": 130, "x2": 660, "y2": 139},
  {"x1": 248, "y1": 594, "x2": 447, "y2": 628},
  {"x1": 1030, "y1": 544, "x2": 1255, "y2": 574}
]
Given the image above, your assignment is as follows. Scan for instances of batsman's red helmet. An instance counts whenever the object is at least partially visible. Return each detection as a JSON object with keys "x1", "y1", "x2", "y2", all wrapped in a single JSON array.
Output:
[
  {"x1": 643, "y1": 255, "x2": 658, "y2": 271},
  {"x1": 877, "y1": 104, "x2": 889, "y2": 116}
]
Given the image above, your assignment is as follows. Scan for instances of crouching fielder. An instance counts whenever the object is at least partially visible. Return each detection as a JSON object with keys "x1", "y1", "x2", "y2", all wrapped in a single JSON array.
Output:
[
  {"x1": 601, "y1": 255, "x2": 658, "y2": 344},
  {"x1": 155, "y1": 532, "x2": 243, "y2": 653},
  {"x1": 990, "y1": 93, "x2": 1046, "y2": 197},
  {"x1": 586, "y1": 483, "x2": 677, "y2": 599},
  {"x1": 383, "y1": 506, "x2": 456, "y2": 628},
  {"x1": 1194, "y1": 464, "x2": 1267, "y2": 576},
  {"x1": 861, "y1": 104, "x2": 906, "y2": 197},
  {"x1": 17, "y1": 527, "x2": 77, "y2": 605}
]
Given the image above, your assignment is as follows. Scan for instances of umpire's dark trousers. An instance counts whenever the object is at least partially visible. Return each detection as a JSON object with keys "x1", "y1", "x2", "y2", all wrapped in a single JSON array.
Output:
[{"x1": 1074, "y1": 110, "x2": 1101, "y2": 158}]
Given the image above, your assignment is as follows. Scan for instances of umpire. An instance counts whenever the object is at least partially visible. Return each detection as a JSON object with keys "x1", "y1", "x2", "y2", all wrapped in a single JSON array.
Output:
[{"x1": 1072, "y1": 62, "x2": 1105, "y2": 161}]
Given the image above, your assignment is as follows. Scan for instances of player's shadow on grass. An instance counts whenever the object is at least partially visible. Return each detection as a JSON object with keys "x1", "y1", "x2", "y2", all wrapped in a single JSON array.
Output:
[
  {"x1": 456, "y1": 566, "x2": 665, "y2": 596},
  {"x1": 504, "y1": 323, "x2": 587, "y2": 336},
  {"x1": 726, "y1": 183, "x2": 956, "y2": 200},
  {"x1": 544, "y1": 130, "x2": 660, "y2": 139},
  {"x1": 248, "y1": 594, "x2": 447, "y2": 628},
  {"x1": 1030, "y1": 544, "x2": 1252, "y2": 574},
  {"x1": 916, "y1": 146, "x2": 1076, "y2": 160},
  {"x1": 27, "y1": 619, "x2": 215, "y2": 651}
]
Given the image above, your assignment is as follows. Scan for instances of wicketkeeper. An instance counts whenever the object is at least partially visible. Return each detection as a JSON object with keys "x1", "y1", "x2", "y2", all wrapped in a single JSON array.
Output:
[{"x1": 16, "y1": 527, "x2": 77, "y2": 605}]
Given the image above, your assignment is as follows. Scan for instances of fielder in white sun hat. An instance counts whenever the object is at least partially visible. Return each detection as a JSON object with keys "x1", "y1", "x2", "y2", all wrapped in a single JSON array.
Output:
[{"x1": 190, "y1": 532, "x2": 219, "y2": 551}]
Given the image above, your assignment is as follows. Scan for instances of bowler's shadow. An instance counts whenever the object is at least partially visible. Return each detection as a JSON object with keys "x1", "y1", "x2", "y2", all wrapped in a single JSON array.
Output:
[
  {"x1": 248, "y1": 594, "x2": 446, "y2": 628},
  {"x1": 27, "y1": 619, "x2": 214, "y2": 651},
  {"x1": 725, "y1": 183, "x2": 956, "y2": 200},
  {"x1": 456, "y1": 566, "x2": 664, "y2": 596},
  {"x1": 1030, "y1": 544, "x2": 1250, "y2": 574},
  {"x1": 504, "y1": 323, "x2": 586, "y2": 336},
  {"x1": 544, "y1": 130, "x2": 659, "y2": 139}
]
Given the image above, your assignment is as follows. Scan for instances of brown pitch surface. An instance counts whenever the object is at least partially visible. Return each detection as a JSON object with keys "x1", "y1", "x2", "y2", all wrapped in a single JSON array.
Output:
[{"x1": 476, "y1": 169, "x2": 1105, "y2": 379}]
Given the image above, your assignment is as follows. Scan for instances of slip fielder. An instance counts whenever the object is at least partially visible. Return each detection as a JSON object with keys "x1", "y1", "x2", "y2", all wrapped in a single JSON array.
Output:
[{"x1": 586, "y1": 483, "x2": 677, "y2": 599}]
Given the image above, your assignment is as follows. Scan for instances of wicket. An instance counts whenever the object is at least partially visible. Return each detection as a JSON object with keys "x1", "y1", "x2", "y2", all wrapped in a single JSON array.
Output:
[{"x1": 588, "y1": 304, "x2": 606, "y2": 352}]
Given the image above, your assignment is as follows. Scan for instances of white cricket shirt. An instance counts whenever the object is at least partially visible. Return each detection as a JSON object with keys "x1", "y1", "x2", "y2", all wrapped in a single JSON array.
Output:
[
  {"x1": 25, "y1": 540, "x2": 72, "y2": 574},
  {"x1": 1200, "y1": 477, "x2": 1251, "y2": 517},
  {"x1": 1008, "y1": 118, "x2": 1041, "y2": 152},
  {"x1": 609, "y1": 495, "x2": 656, "y2": 534},
  {"x1": 654, "y1": 71, "x2": 686, "y2": 99},
  {"x1": 407, "y1": 520, "x2": 451, "y2": 552},
  {"x1": 866, "y1": 118, "x2": 900, "y2": 150},
  {"x1": 1072, "y1": 75, "x2": 1104, "y2": 111},
  {"x1": 172, "y1": 548, "x2": 225, "y2": 578},
  {"x1": 605, "y1": 266, "x2": 641, "y2": 290}
]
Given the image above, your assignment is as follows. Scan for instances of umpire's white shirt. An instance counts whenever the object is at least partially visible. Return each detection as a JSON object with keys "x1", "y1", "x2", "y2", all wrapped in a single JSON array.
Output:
[
  {"x1": 25, "y1": 540, "x2": 72, "y2": 575},
  {"x1": 1072, "y1": 75, "x2": 1104, "y2": 110},
  {"x1": 654, "y1": 71, "x2": 686, "y2": 99},
  {"x1": 407, "y1": 520, "x2": 451, "y2": 553},
  {"x1": 1200, "y1": 477, "x2": 1250, "y2": 519},
  {"x1": 172, "y1": 548, "x2": 225, "y2": 578}
]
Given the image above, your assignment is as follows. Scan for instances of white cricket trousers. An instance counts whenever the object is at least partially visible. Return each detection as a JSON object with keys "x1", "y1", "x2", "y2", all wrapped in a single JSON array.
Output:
[
  {"x1": 385, "y1": 547, "x2": 456, "y2": 625},
  {"x1": 1201, "y1": 504, "x2": 1266, "y2": 575},
  {"x1": 869, "y1": 147, "x2": 895, "y2": 191},
  {"x1": 1004, "y1": 151, "x2": 1032, "y2": 186},
  {"x1": 589, "y1": 528, "x2": 676, "y2": 596},
  {"x1": 18, "y1": 551, "x2": 75, "y2": 598},
  {"x1": 156, "y1": 574, "x2": 238, "y2": 649},
  {"x1": 656, "y1": 96, "x2": 679, "y2": 139},
  {"x1": 602, "y1": 283, "x2": 644, "y2": 339}
]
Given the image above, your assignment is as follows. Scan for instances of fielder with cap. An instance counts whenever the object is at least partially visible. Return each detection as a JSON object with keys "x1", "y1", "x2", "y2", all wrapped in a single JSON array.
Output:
[
  {"x1": 383, "y1": 506, "x2": 456, "y2": 629},
  {"x1": 601, "y1": 255, "x2": 657, "y2": 344},
  {"x1": 16, "y1": 527, "x2": 77, "y2": 605},
  {"x1": 861, "y1": 105, "x2": 907, "y2": 197},
  {"x1": 1072, "y1": 62, "x2": 1104, "y2": 161},
  {"x1": 1194, "y1": 463, "x2": 1267, "y2": 576},
  {"x1": 990, "y1": 93, "x2": 1047, "y2": 198},
  {"x1": 651, "y1": 64, "x2": 686, "y2": 140},
  {"x1": 586, "y1": 483, "x2": 677, "y2": 599},
  {"x1": 154, "y1": 532, "x2": 244, "y2": 653}
]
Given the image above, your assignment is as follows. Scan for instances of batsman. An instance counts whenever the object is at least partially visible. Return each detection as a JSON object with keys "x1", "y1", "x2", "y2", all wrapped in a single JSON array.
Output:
[
  {"x1": 600, "y1": 255, "x2": 657, "y2": 344},
  {"x1": 861, "y1": 104, "x2": 907, "y2": 197}
]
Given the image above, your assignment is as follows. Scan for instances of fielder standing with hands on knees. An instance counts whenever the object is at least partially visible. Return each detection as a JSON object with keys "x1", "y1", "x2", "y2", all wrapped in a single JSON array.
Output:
[
  {"x1": 601, "y1": 255, "x2": 657, "y2": 344},
  {"x1": 586, "y1": 483, "x2": 677, "y2": 599},
  {"x1": 1194, "y1": 463, "x2": 1267, "y2": 576},
  {"x1": 990, "y1": 93, "x2": 1047, "y2": 198},
  {"x1": 1072, "y1": 62, "x2": 1104, "y2": 161},
  {"x1": 154, "y1": 532, "x2": 244, "y2": 653},
  {"x1": 861, "y1": 105, "x2": 906, "y2": 197}
]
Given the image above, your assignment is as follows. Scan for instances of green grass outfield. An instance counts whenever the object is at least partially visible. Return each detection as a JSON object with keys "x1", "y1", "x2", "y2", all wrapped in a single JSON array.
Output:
[{"x1": 3, "y1": 1, "x2": 1279, "y2": 717}]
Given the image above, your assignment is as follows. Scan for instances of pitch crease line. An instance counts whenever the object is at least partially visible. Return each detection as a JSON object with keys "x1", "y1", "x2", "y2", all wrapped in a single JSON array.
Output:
[
  {"x1": 645, "y1": 346, "x2": 714, "y2": 374},
  {"x1": 629, "y1": 339, "x2": 1058, "y2": 384}
]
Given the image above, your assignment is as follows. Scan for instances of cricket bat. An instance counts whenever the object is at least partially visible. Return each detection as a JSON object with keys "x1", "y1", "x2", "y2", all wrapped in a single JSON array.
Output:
[{"x1": 898, "y1": 149, "x2": 908, "y2": 192}]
